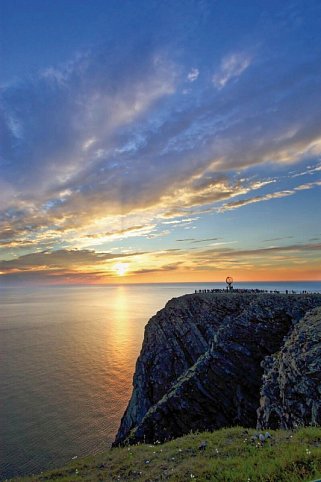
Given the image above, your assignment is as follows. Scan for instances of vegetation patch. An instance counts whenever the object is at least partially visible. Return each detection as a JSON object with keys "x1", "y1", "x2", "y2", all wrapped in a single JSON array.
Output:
[{"x1": 11, "y1": 427, "x2": 321, "y2": 482}]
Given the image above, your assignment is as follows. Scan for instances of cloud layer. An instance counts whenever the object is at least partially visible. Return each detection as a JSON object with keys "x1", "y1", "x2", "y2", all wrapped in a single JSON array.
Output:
[{"x1": 1, "y1": 1, "x2": 321, "y2": 282}]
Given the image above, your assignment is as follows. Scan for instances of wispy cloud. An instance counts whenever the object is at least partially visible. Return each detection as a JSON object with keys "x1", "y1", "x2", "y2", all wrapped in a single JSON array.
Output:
[
  {"x1": 187, "y1": 68, "x2": 199, "y2": 82},
  {"x1": 263, "y1": 236, "x2": 294, "y2": 243},
  {"x1": 83, "y1": 224, "x2": 157, "y2": 243},
  {"x1": 218, "y1": 190, "x2": 294, "y2": 212},
  {"x1": 192, "y1": 237, "x2": 221, "y2": 243},
  {"x1": 0, "y1": 248, "x2": 148, "y2": 284},
  {"x1": 218, "y1": 180, "x2": 321, "y2": 212},
  {"x1": 131, "y1": 262, "x2": 182, "y2": 275},
  {"x1": 290, "y1": 162, "x2": 321, "y2": 178},
  {"x1": 212, "y1": 52, "x2": 252, "y2": 89},
  {"x1": 185, "y1": 241, "x2": 321, "y2": 275},
  {"x1": 0, "y1": 249, "x2": 142, "y2": 271}
]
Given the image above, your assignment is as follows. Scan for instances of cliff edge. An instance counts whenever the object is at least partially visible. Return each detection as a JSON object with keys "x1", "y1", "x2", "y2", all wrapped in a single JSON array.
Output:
[{"x1": 114, "y1": 292, "x2": 321, "y2": 446}]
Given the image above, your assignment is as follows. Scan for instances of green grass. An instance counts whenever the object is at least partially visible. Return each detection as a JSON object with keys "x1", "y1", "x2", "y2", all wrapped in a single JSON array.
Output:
[{"x1": 11, "y1": 427, "x2": 321, "y2": 482}]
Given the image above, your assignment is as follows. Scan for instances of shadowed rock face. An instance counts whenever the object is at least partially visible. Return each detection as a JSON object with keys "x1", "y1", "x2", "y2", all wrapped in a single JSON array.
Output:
[
  {"x1": 114, "y1": 293, "x2": 321, "y2": 446},
  {"x1": 258, "y1": 306, "x2": 321, "y2": 430}
]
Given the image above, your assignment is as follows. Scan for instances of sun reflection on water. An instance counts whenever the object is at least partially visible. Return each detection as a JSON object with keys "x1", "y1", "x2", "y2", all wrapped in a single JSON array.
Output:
[{"x1": 105, "y1": 286, "x2": 136, "y2": 385}]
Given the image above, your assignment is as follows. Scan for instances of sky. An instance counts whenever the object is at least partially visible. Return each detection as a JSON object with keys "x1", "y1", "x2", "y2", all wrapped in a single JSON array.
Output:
[{"x1": 0, "y1": 0, "x2": 321, "y2": 285}]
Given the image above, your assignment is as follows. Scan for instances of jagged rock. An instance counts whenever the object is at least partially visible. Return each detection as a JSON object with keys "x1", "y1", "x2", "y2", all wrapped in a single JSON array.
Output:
[
  {"x1": 114, "y1": 293, "x2": 321, "y2": 446},
  {"x1": 257, "y1": 306, "x2": 321, "y2": 429}
]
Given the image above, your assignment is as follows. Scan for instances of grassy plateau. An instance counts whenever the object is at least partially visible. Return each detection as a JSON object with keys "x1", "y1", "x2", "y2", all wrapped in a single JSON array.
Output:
[{"x1": 10, "y1": 426, "x2": 321, "y2": 482}]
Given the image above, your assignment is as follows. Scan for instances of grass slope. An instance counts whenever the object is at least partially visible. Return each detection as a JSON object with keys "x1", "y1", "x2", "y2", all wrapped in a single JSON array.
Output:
[{"x1": 12, "y1": 427, "x2": 321, "y2": 482}]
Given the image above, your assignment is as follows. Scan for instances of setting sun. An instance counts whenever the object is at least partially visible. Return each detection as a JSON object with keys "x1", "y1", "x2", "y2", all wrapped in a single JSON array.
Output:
[{"x1": 114, "y1": 262, "x2": 128, "y2": 277}]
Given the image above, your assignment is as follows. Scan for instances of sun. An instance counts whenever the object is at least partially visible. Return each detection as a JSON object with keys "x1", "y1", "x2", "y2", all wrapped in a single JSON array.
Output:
[{"x1": 114, "y1": 262, "x2": 128, "y2": 276}]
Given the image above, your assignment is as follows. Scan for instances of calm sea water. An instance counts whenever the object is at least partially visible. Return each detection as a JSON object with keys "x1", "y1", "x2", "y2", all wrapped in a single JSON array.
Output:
[{"x1": 1, "y1": 282, "x2": 320, "y2": 479}]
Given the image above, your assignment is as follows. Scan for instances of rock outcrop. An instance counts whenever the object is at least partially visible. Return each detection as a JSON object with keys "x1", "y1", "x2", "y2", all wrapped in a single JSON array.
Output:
[
  {"x1": 257, "y1": 306, "x2": 321, "y2": 429},
  {"x1": 114, "y1": 292, "x2": 321, "y2": 446}
]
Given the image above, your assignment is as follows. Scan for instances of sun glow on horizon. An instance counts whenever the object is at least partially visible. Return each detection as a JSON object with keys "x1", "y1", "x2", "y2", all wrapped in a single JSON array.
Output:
[{"x1": 113, "y1": 262, "x2": 129, "y2": 277}]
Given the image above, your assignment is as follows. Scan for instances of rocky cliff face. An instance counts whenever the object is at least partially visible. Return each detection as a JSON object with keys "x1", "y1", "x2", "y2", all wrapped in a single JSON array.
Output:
[
  {"x1": 258, "y1": 306, "x2": 321, "y2": 429},
  {"x1": 114, "y1": 293, "x2": 321, "y2": 446}
]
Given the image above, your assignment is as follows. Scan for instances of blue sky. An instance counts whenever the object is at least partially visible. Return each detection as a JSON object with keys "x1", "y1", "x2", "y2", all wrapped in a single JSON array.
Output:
[{"x1": 0, "y1": 0, "x2": 320, "y2": 284}]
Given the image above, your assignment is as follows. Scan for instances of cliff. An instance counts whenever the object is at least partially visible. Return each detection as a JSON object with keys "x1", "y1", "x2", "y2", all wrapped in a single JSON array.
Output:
[
  {"x1": 114, "y1": 292, "x2": 321, "y2": 446},
  {"x1": 258, "y1": 306, "x2": 321, "y2": 429}
]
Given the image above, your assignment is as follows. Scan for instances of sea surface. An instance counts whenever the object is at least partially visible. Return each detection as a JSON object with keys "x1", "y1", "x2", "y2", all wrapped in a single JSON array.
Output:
[{"x1": 1, "y1": 281, "x2": 320, "y2": 479}]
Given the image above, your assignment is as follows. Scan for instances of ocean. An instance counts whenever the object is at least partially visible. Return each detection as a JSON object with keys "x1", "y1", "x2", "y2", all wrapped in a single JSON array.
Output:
[{"x1": 1, "y1": 281, "x2": 320, "y2": 479}]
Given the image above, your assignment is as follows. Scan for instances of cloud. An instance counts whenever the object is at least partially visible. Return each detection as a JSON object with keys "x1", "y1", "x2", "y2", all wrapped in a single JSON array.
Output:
[
  {"x1": 162, "y1": 217, "x2": 198, "y2": 225},
  {"x1": 1, "y1": 5, "x2": 321, "y2": 264},
  {"x1": 176, "y1": 241, "x2": 321, "y2": 274},
  {"x1": 295, "y1": 181, "x2": 321, "y2": 191},
  {"x1": 155, "y1": 174, "x2": 278, "y2": 219},
  {"x1": 198, "y1": 242, "x2": 321, "y2": 259},
  {"x1": 218, "y1": 190, "x2": 294, "y2": 212},
  {"x1": 192, "y1": 237, "x2": 221, "y2": 243},
  {"x1": 176, "y1": 238, "x2": 196, "y2": 242},
  {"x1": 1, "y1": 47, "x2": 177, "y2": 201},
  {"x1": 218, "y1": 180, "x2": 321, "y2": 212},
  {"x1": 131, "y1": 262, "x2": 182, "y2": 275},
  {"x1": 212, "y1": 52, "x2": 252, "y2": 89},
  {"x1": 0, "y1": 248, "x2": 143, "y2": 275},
  {"x1": 187, "y1": 68, "x2": 199, "y2": 82},
  {"x1": 263, "y1": 236, "x2": 294, "y2": 242},
  {"x1": 290, "y1": 162, "x2": 321, "y2": 178},
  {"x1": 83, "y1": 224, "x2": 156, "y2": 241}
]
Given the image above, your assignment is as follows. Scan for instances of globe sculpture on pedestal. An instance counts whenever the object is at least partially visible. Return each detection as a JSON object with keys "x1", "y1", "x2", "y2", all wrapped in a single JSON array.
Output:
[{"x1": 226, "y1": 276, "x2": 233, "y2": 291}]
